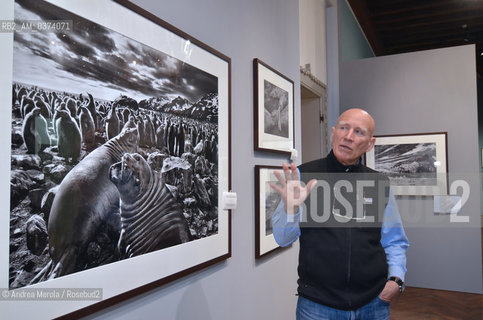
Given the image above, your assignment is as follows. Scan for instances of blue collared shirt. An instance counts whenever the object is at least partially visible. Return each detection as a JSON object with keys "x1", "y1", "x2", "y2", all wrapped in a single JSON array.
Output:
[{"x1": 272, "y1": 188, "x2": 409, "y2": 281}]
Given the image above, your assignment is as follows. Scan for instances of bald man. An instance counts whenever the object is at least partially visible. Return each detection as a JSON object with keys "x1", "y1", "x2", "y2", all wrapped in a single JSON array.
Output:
[{"x1": 271, "y1": 108, "x2": 409, "y2": 320}]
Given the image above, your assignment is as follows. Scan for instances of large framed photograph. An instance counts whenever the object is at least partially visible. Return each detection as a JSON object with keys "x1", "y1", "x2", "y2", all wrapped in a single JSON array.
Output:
[
  {"x1": 365, "y1": 132, "x2": 448, "y2": 196},
  {"x1": 1, "y1": 0, "x2": 231, "y2": 318},
  {"x1": 254, "y1": 165, "x2": 284, "y2": 258},
  {"x1": 253, "y1": 59, "x2": 294, "y2": 155}
]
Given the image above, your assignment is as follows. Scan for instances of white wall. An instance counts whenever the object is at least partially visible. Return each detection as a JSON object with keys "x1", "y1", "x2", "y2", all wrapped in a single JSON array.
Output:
[
  {"x1": 299, "y1": 0, "x2": 327, "y2": 85},
  {"x1": 326, "y1": 2, "x2": 340, "y2": 129},
  {"x1": 81, "y1": 0, "x2": 302, "y2": 319},
  {"x1": 340, "y1": 45, "x2": 482, "y2": 294}
]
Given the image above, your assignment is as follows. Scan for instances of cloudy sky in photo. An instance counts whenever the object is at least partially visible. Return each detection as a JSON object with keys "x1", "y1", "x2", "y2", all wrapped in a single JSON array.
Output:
[{"x1": 13, "y1": 0, "x2": 217, "y2": 102}]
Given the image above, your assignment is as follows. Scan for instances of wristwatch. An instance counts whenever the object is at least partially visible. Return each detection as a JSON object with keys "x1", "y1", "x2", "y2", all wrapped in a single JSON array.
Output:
[{"x1": 388, "y1": 276, "x2": 405, "y2": 293}]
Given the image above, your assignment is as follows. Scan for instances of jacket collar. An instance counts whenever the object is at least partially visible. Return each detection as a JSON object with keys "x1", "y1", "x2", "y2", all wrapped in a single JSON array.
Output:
[{"x1": 327, "y1": 150, "x2": 362, "y2": 173}]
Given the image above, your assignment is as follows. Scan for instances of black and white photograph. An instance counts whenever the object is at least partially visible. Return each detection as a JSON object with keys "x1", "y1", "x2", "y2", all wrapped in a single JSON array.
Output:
[
  {"x1": 263, "y1": 80, "x2": 289, "y2": 138},
  {"x1": 373, "y1": 143, "x2": 437, "y2": 185},
  {"x1": 253, "y1": 58, "x2": 294, "y2": 154},
  {"x1": 365, "y1": 133, "x2": 448, "y2": 196},
  {"x1": 255, "y1": 165, "x2": 284, "y2": 258},
  {"x1": 2, "y1": 0, "x2": 230, "y2": 318},
  {"x1": 263, "y1": 182, "x2": 282, "y2": 236}
]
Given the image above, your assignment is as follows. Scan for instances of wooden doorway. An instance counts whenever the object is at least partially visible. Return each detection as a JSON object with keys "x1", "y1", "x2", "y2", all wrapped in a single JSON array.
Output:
[{"x1": 300, "y1": 67, "x2": 328, "y2": 163}]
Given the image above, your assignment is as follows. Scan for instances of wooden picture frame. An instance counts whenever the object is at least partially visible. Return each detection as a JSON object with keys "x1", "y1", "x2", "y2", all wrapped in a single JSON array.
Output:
[
  {"x1": 253, "y1": 59, "x2": 294, "y2": 155},
  {"x1": 1, "y1": 0, "x2": 231, "y2": 318},
  {"x1": 365, "y1": 132, "x2": 448, "y2": 196}
]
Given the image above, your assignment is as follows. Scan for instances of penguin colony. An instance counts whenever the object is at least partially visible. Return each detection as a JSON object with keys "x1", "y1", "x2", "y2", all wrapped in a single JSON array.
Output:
[{"x1": 10, "y1": 83, "x2": 219, "y2": 288}]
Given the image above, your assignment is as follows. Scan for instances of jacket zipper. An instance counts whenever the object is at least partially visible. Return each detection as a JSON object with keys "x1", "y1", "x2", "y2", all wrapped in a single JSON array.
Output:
[
  {"x1": 345, "y1": 166, "x2": 352, "y2": 309},
  {"x1": 347, "y1": 227, "x2": 352, "y2": 308}
]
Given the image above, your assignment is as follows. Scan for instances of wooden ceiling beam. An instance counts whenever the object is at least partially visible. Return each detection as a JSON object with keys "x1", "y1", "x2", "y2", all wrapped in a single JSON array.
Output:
[
  {"x1": 376, "y1": 13, "x2": 483, "y2": 32},
  {"x1": 369, "y1": 2, "x2": 453, "y2": 18},
  {"x1": 353, "y1": 0, "x2": 483, "y2": 76},
  {"x1": 381, "y1": 24, "x2": 483, "y2": 50},
  {"x1": 347, "y1": 0, "x2": 385, "y2": 55},
  {"x1": 373, "y1": 6, "x2": 478, "y2": 25},
  {"x1": 367, "y1": 0, "x2": 456, "y2": 14},
  {"x1": 378, "y1": 24, "x2": 483, "y2": 39},
  {"x1": 350, "y1": 0, "x2": 483, "y2": 77},
  {"x1": 386, "y1": 39, "x2": 478, "y2": 53},
  {"x1": 383, "y1": 37, "x2": 479, "y2": 50}
]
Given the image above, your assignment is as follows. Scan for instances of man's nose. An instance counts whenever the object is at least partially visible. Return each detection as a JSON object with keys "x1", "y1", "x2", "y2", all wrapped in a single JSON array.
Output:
[{"x1": 343, "y1": 128, "x2": 354, "y2": 141}]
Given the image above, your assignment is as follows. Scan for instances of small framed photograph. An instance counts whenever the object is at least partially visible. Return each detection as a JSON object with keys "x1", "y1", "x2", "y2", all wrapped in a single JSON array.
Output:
[
  {"x1": 365, "y1": 132, "x2": 448, "y2": 196},
  {"x1": 254, "y1": 165, "x2": 285, "y2": 258},
  {"x1": 253, "y1": 59, "x2": 294, "y2": 155}
]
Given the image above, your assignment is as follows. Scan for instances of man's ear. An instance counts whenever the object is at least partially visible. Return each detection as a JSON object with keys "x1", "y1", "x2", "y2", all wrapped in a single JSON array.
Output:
[{"x1": 366, "y1": 137, "x2": 376, "y2": 152}]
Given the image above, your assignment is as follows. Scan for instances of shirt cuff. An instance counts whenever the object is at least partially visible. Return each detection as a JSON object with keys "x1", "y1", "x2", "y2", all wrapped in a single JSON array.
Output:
[
  {"x1": 287, "y1": 208, "x2": 302, "y2": 223},
  {"x1": 388, "y1": 266, "x2": 406, "y2": 282}
]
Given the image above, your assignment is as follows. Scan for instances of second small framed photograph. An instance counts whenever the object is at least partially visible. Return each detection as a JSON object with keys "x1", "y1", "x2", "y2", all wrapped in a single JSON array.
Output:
[
  {"x1": 253, "y1": 59, "x2": 295, "y2": 155},
  {"x1": 255, "y1": 165, "x2": 284, "y2": 258}
]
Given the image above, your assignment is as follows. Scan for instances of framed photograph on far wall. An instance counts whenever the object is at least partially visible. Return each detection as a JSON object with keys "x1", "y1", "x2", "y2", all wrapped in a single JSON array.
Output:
[
  {"x1": 253, "y1": 59, "x2": 294, "y2": 155},
  {"x1": 365, "y1": 132, "x2": 448, "y2": 196},
  {"x1": 254, "y1": 165, "x2": 286, "y2": 258}
]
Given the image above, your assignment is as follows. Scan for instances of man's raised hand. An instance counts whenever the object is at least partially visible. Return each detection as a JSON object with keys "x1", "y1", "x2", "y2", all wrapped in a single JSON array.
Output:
[{"x1": 270, "y1": 162, "x2": 317, "y2": 215}]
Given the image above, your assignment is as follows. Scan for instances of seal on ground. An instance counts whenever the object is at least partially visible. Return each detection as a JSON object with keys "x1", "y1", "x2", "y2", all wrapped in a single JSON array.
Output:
[
  {"x1": 109, "y1": 152, "x2": 190, "y2": 258},
  {"x1": 35, "y1": 122, "x2": 139, "y2": 280}
]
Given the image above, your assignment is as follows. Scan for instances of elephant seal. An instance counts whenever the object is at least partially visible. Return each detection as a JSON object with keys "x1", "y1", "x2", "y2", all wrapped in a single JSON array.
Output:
[
  {"x1": 44, "y1": 122, "x2": 139, "y2": 278},
  {"x1": 109, "y1": 153, "x2": 190, "y2": 258}
]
